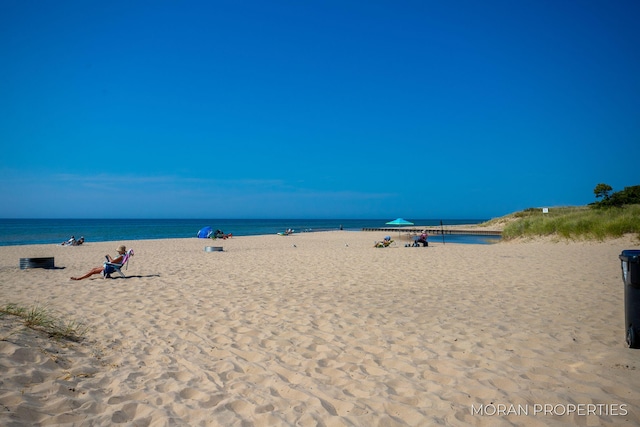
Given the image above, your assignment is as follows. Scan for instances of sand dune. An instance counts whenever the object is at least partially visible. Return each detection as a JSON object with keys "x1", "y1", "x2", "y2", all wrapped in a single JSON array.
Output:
[{"x1": 1, "y1": 232, "x2": 639, "y2": 426}]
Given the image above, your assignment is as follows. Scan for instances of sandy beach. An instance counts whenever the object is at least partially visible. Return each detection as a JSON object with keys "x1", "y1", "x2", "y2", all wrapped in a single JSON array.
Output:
[{"x1": 1, "y1": 231, "x2": 639, "y2": 426}]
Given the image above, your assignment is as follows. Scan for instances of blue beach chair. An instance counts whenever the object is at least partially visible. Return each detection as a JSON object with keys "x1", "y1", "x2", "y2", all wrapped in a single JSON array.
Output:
[{"x1": 103, "y1": 249, "x2": 134, "y2": 278}]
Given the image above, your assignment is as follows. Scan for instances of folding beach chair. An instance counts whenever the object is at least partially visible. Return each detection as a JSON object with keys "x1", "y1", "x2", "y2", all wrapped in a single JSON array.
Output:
[
  {"x1": 374, "y1": 237, "x2": 395, "y2": 248},
  {"x1": 103, "y1": 249, "x2": 134, "y2": 278}
]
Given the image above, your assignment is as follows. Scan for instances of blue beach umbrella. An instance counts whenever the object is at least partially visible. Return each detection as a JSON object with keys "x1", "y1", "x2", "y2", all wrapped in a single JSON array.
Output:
[
  {"x1": 385, "y1": 218, "x2": 414, "y2": 237},
  {"x1": 197, "y1": 226, "x2": 213, "y2": 238}
]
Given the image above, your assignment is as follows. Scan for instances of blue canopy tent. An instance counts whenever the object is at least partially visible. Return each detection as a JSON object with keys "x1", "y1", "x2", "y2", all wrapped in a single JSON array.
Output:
[{"x1": 197, "y1": 226, "x2": 213, "y2": 239}]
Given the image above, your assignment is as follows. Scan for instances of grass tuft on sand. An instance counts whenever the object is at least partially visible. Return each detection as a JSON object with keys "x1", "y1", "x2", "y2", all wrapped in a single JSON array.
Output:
[{"x1": 1, "y1": 302, "x2": 88, "y2": 342}]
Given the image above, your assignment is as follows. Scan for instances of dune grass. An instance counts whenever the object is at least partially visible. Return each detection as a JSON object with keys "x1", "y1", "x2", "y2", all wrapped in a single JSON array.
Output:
[
  {"x1": 0, "y1": 303, "x2": 88, "y2": 342},
  {"x1": 498, "y1": 205, "x2": 640, "y2": 241}
]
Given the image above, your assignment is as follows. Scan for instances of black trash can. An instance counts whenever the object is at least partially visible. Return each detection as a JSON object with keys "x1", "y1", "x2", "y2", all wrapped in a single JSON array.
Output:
[{"x1": 620, "y1": 250, "x2": 640, "y2": 348}]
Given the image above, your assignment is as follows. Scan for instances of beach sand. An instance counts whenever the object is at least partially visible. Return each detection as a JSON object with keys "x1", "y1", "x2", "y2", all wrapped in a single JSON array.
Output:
[{"x1": 1, "y1": 232, "x2": 639, "y2": 426}]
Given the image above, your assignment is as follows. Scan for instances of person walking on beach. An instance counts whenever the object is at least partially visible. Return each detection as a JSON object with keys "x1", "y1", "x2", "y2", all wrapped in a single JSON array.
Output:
[{"x1": 71, "y1": 245, "x2": 128, "y2": 280}]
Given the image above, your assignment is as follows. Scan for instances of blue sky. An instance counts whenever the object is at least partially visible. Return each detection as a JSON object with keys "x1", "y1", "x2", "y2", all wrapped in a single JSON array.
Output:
[{"x1": 1, "y1": 0, "x2": 639, "y2": 219}]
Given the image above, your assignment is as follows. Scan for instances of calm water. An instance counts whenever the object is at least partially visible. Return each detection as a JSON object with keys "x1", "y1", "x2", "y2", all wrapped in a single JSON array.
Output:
[{"x1": 0, "y1": 218, "x2": 499, "y2": 246}]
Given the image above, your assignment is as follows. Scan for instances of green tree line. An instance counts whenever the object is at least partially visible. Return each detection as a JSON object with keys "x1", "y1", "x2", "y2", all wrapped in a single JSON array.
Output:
[{"x1": 592, "y1": 183, "x2": 640, "y2": 208}]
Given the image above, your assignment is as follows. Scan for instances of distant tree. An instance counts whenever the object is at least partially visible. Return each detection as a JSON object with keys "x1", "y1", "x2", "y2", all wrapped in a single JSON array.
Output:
[
  {"x1": 610, "y1": 185, "x2": 640, "y2": 207},
  {"x1": 592, "y1": 184, "x2": 640, "y2": 208},
  {"x1": 594, "y1": 183, "x2": 613, "y2": 201},
  {"x1": 623, "y1": 185, "x2": 640, "y2": 203}
]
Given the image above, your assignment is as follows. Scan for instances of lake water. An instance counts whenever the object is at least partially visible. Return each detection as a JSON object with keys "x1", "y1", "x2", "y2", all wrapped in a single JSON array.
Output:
[{"x1": 0, "y1": 218, "x2": 499, "y2": 246}]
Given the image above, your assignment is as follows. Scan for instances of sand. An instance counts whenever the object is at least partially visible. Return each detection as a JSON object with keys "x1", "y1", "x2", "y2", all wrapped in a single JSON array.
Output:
[{"x1": 1, "y1": 232, "x2": 639, "y2": 426}]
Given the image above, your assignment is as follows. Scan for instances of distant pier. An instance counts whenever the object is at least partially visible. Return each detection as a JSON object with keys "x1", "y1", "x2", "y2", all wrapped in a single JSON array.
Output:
[{"x1": 361, "y1": 227, "x2": 502, "y2": 236}]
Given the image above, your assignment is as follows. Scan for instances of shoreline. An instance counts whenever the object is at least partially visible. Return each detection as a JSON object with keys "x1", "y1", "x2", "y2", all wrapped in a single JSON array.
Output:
[
  {"x1": 0, "y1": 218, "x2": 491, "y2": 247},
  {"x1": 0, "y1": 225, "x2": 500, "y2": 248},
  {"x1": 1, "y1": 232, "x2": 639, "y2": 425}
]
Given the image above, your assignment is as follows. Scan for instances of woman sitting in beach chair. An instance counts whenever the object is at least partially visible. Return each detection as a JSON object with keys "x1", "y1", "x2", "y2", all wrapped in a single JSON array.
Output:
[
  {"x1": 70, "y1": 245, "x2": 132, "y2": 280},
  {"x1": 374, "y1": 236, "x2": 394, "y2": 248}
]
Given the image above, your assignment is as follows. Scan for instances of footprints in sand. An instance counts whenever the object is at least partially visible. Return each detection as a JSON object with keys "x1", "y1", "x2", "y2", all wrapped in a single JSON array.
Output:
[{"x1": 3, "y1": 236, "x2": 640, "y2": 425}]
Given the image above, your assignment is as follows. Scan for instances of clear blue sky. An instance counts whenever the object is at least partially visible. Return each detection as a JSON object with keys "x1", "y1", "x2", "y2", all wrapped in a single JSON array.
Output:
[{"x1": 1, "y1": 0, "x2": 638, "y2": 219}]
